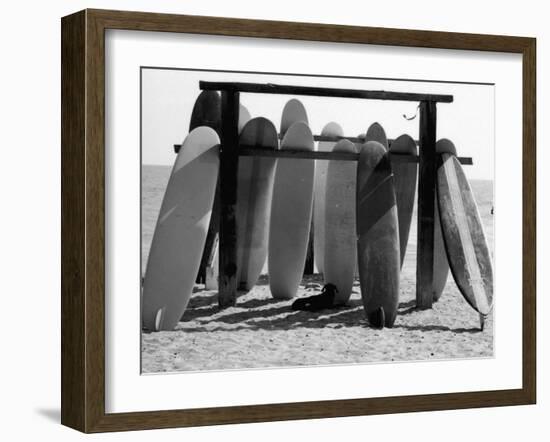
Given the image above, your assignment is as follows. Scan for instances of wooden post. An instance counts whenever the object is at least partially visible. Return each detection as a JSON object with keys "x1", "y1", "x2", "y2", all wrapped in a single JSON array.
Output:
[
  {"x1": 416, "y1": 100, "x2": 437, "y2": 309},
  {"x1": 218, "y1": 90, "x2": 240, "y2": 308}
]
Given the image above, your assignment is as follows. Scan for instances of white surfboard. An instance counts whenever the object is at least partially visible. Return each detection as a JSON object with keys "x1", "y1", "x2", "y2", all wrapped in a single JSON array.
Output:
[
  {"x1": 389, "y1": 134, "x2": 418, "y2": 267},
  {"x1": 269, "y1": 122, "x2": 315, "y2": 299},
  {"x1": 236, "y1": 117, "x2": 278, "y2": 291},
  {"x1": 142, "y1": 127, "x2": 220, "y2": 331},
  {"x1": 314, "y1": 122, "x2": 343, "y2": 275},
  {"x1": 238, "y1": 104, "x2": 252, "y2": 132},
  {"x1": 279, "y1": 98, "x2": 315, "y2": 275},
  {"x1": 324, "y1": 139, "x2": 358, "y2": 304},
  {"x1": 205, "y1": 235, "x2": 219, "y2": 290}
]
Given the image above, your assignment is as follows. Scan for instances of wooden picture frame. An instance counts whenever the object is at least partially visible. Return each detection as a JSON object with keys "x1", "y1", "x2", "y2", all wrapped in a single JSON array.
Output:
[{"x1": 61, "y1": 8, "x2": 536, "y2": 433}]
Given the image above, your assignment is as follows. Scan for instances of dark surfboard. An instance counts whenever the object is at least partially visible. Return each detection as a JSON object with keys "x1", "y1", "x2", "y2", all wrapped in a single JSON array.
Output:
[{"x1": 356, "y1": 141, "x2": 400, "y2": 328}]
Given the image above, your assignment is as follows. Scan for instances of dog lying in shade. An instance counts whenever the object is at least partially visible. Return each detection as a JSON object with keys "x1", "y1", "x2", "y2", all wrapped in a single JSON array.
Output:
[{"x1": 291, "y1": 283, "x2": 339, "y2": 311}]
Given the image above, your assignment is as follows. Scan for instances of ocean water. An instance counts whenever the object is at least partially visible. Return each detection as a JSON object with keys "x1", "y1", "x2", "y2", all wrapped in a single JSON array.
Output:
[
  {"x1": 141, "y1": 164, "x2": 494, "y2": 276},
  {"x1": 142, "y1": 165, "x2": 172, "y2": 274}
]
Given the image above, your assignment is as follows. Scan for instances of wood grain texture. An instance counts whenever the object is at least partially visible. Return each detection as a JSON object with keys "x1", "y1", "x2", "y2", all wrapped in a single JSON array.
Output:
[
  {"x1": 61, "y1": 10, "x2": 86, "y2": 431},
  {"x1": 522, "y1": 37, "x2": 536, "y2": 404},
  {"x1": 60, "y1": 8, "x2": 536, "y2": 433}
]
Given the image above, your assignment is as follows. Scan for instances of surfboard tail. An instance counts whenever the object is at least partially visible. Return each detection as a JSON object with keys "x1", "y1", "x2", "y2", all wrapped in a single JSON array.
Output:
[
  {"x1": 479, "y1": 313, "x2": 486, "y2": 331},
  {"x1": 368, "y1": 306, "x2": 386, "y2": 329},
  {"x1": 154, "y1": 308, "x2": 165, "y2": 332}
]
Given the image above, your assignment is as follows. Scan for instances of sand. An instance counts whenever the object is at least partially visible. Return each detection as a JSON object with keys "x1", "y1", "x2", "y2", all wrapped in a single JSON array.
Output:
[
  {"x1": 141, "y1": 167, "x2": 493, "y2": 373},
  {"x1": 142, "y1": 272, "x2": 493, "y2": 373}
]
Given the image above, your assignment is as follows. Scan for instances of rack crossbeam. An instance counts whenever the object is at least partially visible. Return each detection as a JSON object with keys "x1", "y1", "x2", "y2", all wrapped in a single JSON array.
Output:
[
  {"x1": 172, "y1": 143, "x2": 472, "y2": 165},
  {"x1": 200, "y1": 81, "x2": 454, "y2": 103}
]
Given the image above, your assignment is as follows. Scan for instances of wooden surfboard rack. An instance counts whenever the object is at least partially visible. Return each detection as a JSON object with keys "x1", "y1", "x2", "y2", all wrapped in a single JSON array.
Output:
[
  {"x1": 182, "y1": 81, "x2": 466, "y2": 309},
  {"x1": 175, "y1": 142, "x2": 473, "y2": 165}
]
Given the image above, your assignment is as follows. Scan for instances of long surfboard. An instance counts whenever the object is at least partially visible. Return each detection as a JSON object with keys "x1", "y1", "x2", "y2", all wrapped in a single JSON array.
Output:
[
  {"x1": 356, "y1": 141, "x2": 400, "y2": 328},
  {"x1": 142, "y1": 127, "x2": 220, "y2": 331},
  {"x1": 279, "y1": 99, "x2": 314, "y2": 275},
  {"x1": 437, "y1": 152, "x2": 493, "y2": 327},
  {"x1": 389, "y1": 134, "x2": 417, "y2": 267},
  {"x1": 432, "y1": 138, "x2": 456, "y2": 301},
  {"x1": 193, "y1": 94, "x2": 250, "y2": 284},
  {"x1": 314, "y1": 122, "x2": 344, "y2": 274},
  {"x1": 236, "y1": 117, "x2": 278, "y2": 291},
  {"x1": 269, "y1": 122, "x2": 315, "y2": 299},
  {"x1": 365, "y1": 122, "x2": 388, "y2": 149},
  {"x1": 324, "y1": 139, "x2": 358, "y2": 304}
]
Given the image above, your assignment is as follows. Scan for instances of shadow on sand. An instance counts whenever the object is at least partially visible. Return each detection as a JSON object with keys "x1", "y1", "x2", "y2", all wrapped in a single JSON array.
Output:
[
  {"x1": 177, "y1": 295, "x2": 464, "y2": 333},
  {"x1": 177, "y1": 283, "x2": 480, "y2": 335}
]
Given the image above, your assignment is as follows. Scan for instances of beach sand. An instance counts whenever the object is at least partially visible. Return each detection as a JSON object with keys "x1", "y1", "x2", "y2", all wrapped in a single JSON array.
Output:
[{"x1": 141, "y1": 166, "x2": 494, "y2": 373}]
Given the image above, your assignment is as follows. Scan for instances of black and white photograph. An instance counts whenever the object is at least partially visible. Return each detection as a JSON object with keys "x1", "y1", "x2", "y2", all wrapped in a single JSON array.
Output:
[
  {"x1": 2, "y1": 0, "x2": 545, "y2": 438},
  {"x1": 140, "y1": 67, "x2": 494, "y2": 373}
]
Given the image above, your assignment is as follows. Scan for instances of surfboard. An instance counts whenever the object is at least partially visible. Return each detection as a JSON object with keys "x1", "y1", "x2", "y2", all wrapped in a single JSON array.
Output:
[
  {"x1": 238, "y1": 105, "x2": 252, "y2": 132},
  {"x1": 189, "y1": 91, "x2": 221, "y2": 133},
  {"x1": 432, "y1": 138, "x2": 457, "y2": 301},
  {"x1": 189, "y1": 91, "x2": 250, "y2": 133},
  {"x1": 279, "y1": 99, "x2": 314, "y2": 275},
  {"x1": 193, "y1": 96, "x2": 250, "y2": 284},
  {"x1": 269, "y1": 122, "x2": 315, "y2": 299},
  {"x1": 280, "y1": 98, "x2": 308, "y2": 137},
  {"x1": 389, "y1": 134, "x2": 417, "y2": 267},
  {"x1": 142, "y1": 127, "x2": 220, "y2": 331},
  {"x1": 314, "y1": 122, "x2": 344, "y2": 274},
  {"x1": 365, "y1": 122, "x2": 388, "y2": 149},
  {"x1": 324, "y1": 139, "x2": 358, "y2": 304},
  {"x1": 205, "y1": 235, "x2": 219, "y2": 290},
  {"x1": 437, "y1": 152, "x2": 493, "y2": 325},
  {"x1": 356, "y1": 141, "x2": 400, "y2": 328},
  {"x1": 236, "y1": 117, "x2": 278, "y2": 291}
]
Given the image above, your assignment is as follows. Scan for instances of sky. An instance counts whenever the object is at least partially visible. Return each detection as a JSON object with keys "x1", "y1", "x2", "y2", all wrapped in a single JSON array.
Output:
[{"x1": 141, "y1": 68, "x2": 494, "y2": 180}]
